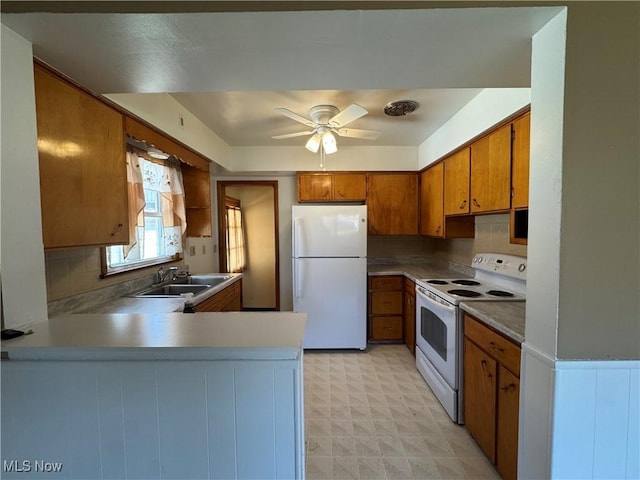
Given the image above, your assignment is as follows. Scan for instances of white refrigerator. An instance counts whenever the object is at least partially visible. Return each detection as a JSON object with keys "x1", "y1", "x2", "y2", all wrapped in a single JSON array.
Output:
[{"x1": 292, "y1": 205, "x2": 367, "y2": 350}]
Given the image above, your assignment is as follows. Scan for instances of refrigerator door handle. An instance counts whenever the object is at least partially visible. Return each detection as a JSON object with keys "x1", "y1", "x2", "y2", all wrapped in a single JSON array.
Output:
[
  {"x1": 293, "y1": 217, "x2": 305, "y2": 258},
  {"x1": 294, "y1": 259, "x2": 303, "y2": 299}
]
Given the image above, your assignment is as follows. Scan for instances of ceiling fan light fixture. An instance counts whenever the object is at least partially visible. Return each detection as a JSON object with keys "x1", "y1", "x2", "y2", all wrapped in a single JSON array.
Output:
[
  {"x1": 383, "y1": 100, "x2": 419, "y2": 117},
  {"x1": 305, "y1": 133, "x2": 321, "y2": 153},
  {"x1": 322, "y1": 131, "x2": 337, "y2": 154}
]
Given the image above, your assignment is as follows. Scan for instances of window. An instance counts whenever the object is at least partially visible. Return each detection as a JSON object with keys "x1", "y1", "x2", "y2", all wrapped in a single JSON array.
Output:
[
  {"x1": 103, "y1": 152, "x2": 185, "y2": 275},
  {"x1": 225, "y1": 197, "x2": 246, "y2": 273}
]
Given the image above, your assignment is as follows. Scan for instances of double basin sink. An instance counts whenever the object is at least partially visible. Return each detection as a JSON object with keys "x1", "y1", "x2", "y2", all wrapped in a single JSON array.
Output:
[{"x1": 128, "y1": 274, "x2": 237, "y2": 299}]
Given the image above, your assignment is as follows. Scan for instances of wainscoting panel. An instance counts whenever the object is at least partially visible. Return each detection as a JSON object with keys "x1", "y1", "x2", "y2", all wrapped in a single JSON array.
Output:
[{"x1": 551, "y1": 360, "x2": 640, "y2": 479}]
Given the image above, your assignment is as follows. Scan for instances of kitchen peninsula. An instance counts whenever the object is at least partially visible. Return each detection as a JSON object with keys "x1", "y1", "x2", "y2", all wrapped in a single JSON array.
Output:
[{"x1": 1, "y1": 312, "x2": 306, "y2": 480}]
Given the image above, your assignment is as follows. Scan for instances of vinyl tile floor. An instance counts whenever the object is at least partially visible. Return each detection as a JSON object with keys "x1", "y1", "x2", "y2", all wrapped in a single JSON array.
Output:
[{"x1": 304, "y1": 344, "x2": 501, "y2": 480}]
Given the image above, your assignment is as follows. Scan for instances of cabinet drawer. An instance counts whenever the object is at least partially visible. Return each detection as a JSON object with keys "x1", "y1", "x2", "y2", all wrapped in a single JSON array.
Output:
[
  {"x1": 370, "y1": 276, "x2": 403, "y2": 291},
  {"x1": 370, "y1": 291, "x2": 403, "y2": 315},
  {"x1": 371, "y1": 316, "x2": 403, "y2": 340},
  {"x1": 464, "y1": 314, "x2": 521, "y2": 376}
]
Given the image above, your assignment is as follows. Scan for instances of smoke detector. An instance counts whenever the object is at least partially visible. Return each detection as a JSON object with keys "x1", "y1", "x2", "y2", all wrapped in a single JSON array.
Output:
[{"x1": 383, "y1": 100, "x2": 419, "y2": 116}]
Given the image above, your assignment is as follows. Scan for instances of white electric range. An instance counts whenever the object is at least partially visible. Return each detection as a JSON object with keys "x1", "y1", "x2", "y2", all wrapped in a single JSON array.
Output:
[{"x1": 414, "y1": 253, "x2": 526, "y2": 424}]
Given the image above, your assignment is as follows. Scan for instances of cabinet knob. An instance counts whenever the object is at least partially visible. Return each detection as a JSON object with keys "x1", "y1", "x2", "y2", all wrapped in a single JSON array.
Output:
[
  {"x1": 110, "y1": 223, "x2": 123, "y2": 236},
  {"x1": 459, "y1": 199, "x2": 467, "y2": 209},
  {"x1": 489, "y1": 341, "x2": 505, "y2": 353},
  {"x1": 472, "y1": 198, "x2": 481, "y2": 208},
  {"x1": 500, "y1": 383, "x2": 517, "y2": 392}
]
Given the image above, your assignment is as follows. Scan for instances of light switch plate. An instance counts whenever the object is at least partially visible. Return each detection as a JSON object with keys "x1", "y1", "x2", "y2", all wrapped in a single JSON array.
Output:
[{"x1": 189, "y1": 246, "x2": 196, "y2": 256}]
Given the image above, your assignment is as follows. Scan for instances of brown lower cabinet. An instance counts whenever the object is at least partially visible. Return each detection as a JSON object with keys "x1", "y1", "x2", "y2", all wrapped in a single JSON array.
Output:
[
  {"x1": 403, "y1": 279, "x2": 416, "y2": 354},
  {"x1": 463, "y1": 314, "x2": 520, "y2": 480},
  {"x1": 368, "y1": 275, "x2": 403, "y2": 341},
  {"x1": 193, "y1": 280, "x2": 243, "y2": 312}
]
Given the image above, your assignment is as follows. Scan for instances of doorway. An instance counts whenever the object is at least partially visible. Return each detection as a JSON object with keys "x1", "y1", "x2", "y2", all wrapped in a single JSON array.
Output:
[{"x1": 217, "y1": 181, "x2": 280, "y2": 310}]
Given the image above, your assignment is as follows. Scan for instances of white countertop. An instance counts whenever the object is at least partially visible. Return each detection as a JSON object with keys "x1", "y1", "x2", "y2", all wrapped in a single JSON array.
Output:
[{"x1": 1, "y1": 312, "x2": 306, "y2": 361}]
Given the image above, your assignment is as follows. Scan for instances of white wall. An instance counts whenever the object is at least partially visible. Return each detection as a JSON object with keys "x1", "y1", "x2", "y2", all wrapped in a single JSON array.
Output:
[
  {"x1": 418, "y1": 88, "x2": 531, "y2": 169},
  {"x1": 0, "y1": 26, "x2": 48, "y2": 329},
  {"x1": 229, "y1": 145, "x2": 418, "y2": 172},
  {"x1": 106, "y1": 92, "x2": 232, "y2": 171}
]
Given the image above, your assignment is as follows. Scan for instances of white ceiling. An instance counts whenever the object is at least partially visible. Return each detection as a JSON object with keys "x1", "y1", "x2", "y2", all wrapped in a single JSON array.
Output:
[{"x1": 1, "y1": 6, "x2": 561, "y2": 148}]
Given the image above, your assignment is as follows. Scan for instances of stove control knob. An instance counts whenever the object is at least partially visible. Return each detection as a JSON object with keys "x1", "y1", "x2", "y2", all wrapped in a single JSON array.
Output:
[
  {"x1": 518, "y1": 263, "x2": 526, "y2": 272},
  {"x1": 476, "y1": 256, "x2": 483, "y2": 263}
]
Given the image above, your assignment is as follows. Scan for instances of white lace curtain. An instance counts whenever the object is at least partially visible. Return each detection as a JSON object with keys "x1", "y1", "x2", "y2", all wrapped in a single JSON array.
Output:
[{"x1": 124, "y1": 150, "x2": 186, "y2": 258}]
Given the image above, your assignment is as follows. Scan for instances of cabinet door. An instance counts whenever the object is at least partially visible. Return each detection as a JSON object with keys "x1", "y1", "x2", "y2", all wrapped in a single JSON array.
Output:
[
  {"x1": 497, "y1": 365, "x2": 520, "y2": 480},
  {"x1": 298, "y1": 173, "x2": 332, "y2": 202},
  {"x1": 464, "y1": 338, "x2": 497, "y2": 463},
  {"x1": 470, "y1": 124, "x2": 512, "y2": 213},
  {"x1": 367, "y1": 174, "x2": 418, "y2": 235},
  {"x1": 511, "y1": 112, "x2": 530, "y2": 209},
  {"x1": 403, "y1": 280, "x2": 416, "y2": 354},
  {"x1": 444, "y1": 148, "x2": 471, "y2": 215},
  {"x1": 370, "y1": 316, "x2": 403, "y2": 341},
  {"x1": 334, "y1": 173, "x2": 366, "y2": 201},
  {"x1": 420, "y1": 164, "x2": 444, "y2": 237},
  {"x1": 182, "y1": 164, "x2": 212, "y2": 237},
  {"x1": 34, "y1": 64, "x2": 128, "y2": 248}
]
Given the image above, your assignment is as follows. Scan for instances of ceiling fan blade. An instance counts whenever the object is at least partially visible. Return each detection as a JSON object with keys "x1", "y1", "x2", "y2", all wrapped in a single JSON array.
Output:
[
  {"x1": 273, "y1": 108, "x2": 315, "y2": 127},
  {"x1": 335, "y1": 128, "x2": 381, "y2": 140},
  {"x1": 328, "y1": 104, "x2": 368, "y2": 128},
  {"x1": 272, "y1": 130, "x2": 314, "y2": 139}
]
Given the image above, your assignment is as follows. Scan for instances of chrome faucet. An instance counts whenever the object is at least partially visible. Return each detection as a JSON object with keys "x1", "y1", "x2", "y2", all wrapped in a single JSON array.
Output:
[{"x1": 156, "y1": 266, "x2": 178, "y2": 284}]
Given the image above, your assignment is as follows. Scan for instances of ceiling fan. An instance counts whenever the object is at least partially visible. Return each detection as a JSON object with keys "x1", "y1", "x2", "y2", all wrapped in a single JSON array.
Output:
[{"x1": 272, "y1": 104, "x2": 380, "y2": 154}]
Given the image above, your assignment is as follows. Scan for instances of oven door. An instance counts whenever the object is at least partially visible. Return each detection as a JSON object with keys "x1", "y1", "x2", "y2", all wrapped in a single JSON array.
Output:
[{"x1": 415, "y1": 286, "x2": 458, "y2": 389}]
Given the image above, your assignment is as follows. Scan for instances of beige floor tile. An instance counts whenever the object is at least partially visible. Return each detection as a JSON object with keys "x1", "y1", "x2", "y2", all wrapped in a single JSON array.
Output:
[
  {"x1": 377, "y1": 436, "x2": 406, "y2": 457},
  {"x1": 304, "y1": 346, "x2": 498, "y2": 480},
  {"x1": 332, "y1": 436, "x2": 358, "y2": 457},
  {"x1": 307, "y1": 456, "x2": 333, "y2": 480},
  {"x1": 357, "y1": 457, "x2": 387, "y2": 480},
  {"x1": 382, "y1": 456, "x2": 413, "y2": 479},
  {"x1": 308, "y1": 436, "x2": 333, "y2": 457},
  {"x1": 331, "y1": 419, "x2": 355, "y2": 436},
  {"x1": 333, "y1": 456, "x2": 360, "y2": 480}
]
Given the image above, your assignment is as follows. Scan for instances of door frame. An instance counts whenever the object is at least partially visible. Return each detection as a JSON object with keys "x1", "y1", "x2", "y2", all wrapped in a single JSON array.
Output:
[{"x1": 217, "y1": 180, "x2": 280, "y2": 311}]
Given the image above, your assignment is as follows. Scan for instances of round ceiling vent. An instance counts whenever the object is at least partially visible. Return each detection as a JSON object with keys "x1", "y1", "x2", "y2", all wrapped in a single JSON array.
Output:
[{"x1": 383, "y1": 100, "x2": 419, "y2": 116}]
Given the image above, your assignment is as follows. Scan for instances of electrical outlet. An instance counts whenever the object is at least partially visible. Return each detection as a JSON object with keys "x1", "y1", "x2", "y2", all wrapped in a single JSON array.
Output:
[
  {"x1": 179, "y1": 115, "x2": 184, "y2": 127},
  {"x1": 214, "y1": 245, "x2": 217, "y2": 253},
  {"x1": 189, "y1": 246, "x2": 196, "y2": 256},
  {"x1": 202, "y1": 245, "x2": 206, "y2": 255}
]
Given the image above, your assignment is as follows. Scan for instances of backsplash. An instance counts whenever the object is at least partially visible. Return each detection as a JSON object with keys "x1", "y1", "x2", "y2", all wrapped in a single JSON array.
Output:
[
  {"x1": 368, "y1": 235, "x2": 436, "y2": 258},
  {"x1": 434, "y1": 213, "x2": 527, "y2": 264}
]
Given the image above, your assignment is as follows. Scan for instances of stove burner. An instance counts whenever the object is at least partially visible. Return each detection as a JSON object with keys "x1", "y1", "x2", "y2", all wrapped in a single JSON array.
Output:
[
  {"x1": 426, "y1": 280, "x2": 448, "y2": 285},
  {"x1": 448, "y1": 289, "x2": 482, "y2": 298},
  {"x1": 452, "y1": 279, "x2": 481, "y2": 286},
  {"x1": 486, "y1": 290, "x2": 514, "y2": 297}
]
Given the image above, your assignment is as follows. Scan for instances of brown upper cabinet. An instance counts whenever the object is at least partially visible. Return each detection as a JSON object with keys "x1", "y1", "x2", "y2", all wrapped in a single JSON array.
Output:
[
  {"x1": 420, "y1": 163, "x2": 475, "y2": 239},
  {"x1": 182, "y1": 165, "x2": 213, "y2": 237},
  {"x1": 444, "y1": 148, "x2": 471, "y2": 215},
  {"x1": 367, "y1": 173, "x2": 418, "y2": 235},
  {"x1": 420, "y1": 163, "x2": 445, "y2": 237},
  {"x1": 470, "y1": 123, "x2": 512, "y2": 214},
  {"x1": 34, "y1": 63, "x2": 129, "y2": 249},
  {"x1": 297, "y1": 172, "x2": 366, "y2": 202},
  {"x1": 511, "y1": 112, "x2": 531, "y2": 209}
]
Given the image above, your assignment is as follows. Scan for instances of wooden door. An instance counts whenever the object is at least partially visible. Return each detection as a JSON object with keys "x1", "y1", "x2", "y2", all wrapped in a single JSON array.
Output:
[
  {"x1": 444, "y1": 148, "x2": 471, "y2": 215},
  {"x1": 470, "y1": 124, "x2": 512, "y2": 213},
  {"x1": 367, "y1": 173, "x2": 418, "y2": 234},
  {"x1": 334, "y1": 173, "x2": 366, "y2": 201},
  {"x1": 464, "y1": 338, "x2": 497, "y2": 463},
  {"x1": 496, "y1": 365, "x2": 520, "y2": 480},
  {"x1": 420, "y1": 164, "x2": 444, "y2": 237},
  {"x1": 298, "y1": 173, "x2": 332, "y2": 201},
  {"x1": 511, "y1": 112, "x2": 531, "y2": 209},
  {"x1": 34, "y1": 64, "x2": 128, "y2": 248}
]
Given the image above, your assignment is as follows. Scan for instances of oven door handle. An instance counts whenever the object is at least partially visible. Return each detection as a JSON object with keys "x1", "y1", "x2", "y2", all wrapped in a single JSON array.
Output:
[{"x1": 417, "y1": 287, "x2": 456, "y2": 313}]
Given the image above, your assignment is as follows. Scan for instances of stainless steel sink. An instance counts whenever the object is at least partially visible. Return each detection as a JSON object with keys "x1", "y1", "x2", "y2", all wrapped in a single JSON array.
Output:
[
  {"x1": 185, "y1": 275, "x2": 231, "y2": 287},
  {"x1": 127, "y1": 274, "x2": 235, "y2": 298},
  {"x1": 132, "y1": 283, "x2": 211, "y2": 297}
]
